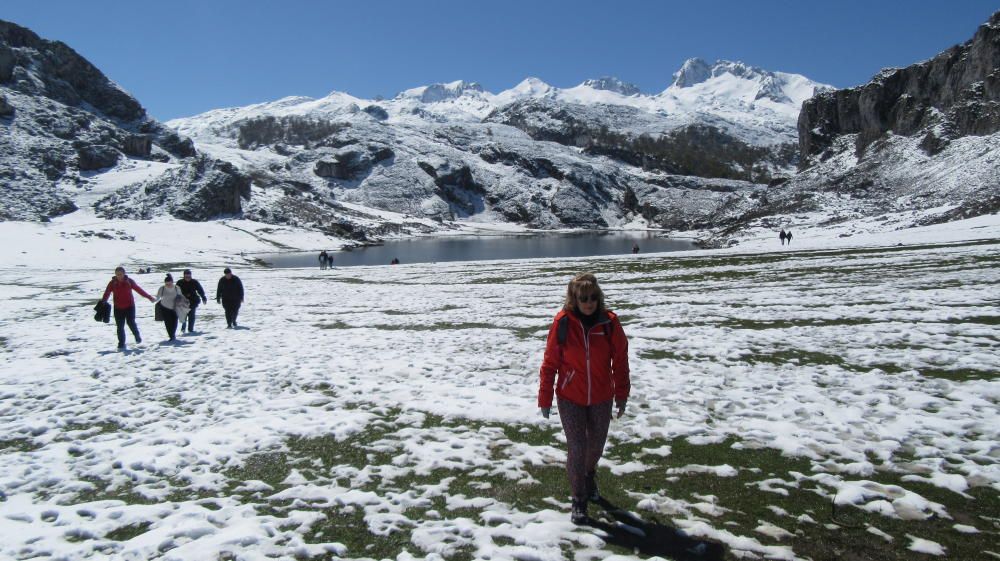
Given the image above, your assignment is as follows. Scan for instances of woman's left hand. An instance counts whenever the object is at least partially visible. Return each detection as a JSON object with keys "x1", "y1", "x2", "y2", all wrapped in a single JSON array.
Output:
[{"x1": 615, "y1": 400, "x2": 627, "y2": 419}]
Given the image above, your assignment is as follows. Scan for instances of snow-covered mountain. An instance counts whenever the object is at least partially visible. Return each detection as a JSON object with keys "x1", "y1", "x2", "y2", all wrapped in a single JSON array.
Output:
[
  {"x1": 156, "y1": 58, "x2": 832, "y2": 235},
  {"x1": 0, "y1": 20, "x2": 249, "y2": 222},
  {"x1": 172, "y1": 59, "x2": 830, "y2": 148}
]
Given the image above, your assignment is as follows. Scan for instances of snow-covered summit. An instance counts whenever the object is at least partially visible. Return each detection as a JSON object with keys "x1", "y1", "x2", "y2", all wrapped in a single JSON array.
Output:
[
  {"x1": 170, "y1": 59, "x2": 831, "y2": 146},
  {"x1": 395, "y1": 80, "x2": 487, "y2": 103},
  {"x1": 579, "y1": 76, "x2": 641, "y2": 96}
]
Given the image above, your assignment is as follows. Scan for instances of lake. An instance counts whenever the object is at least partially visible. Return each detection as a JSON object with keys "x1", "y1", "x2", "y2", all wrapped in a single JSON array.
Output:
[{"x1": 258, "y1": 231, "x2": 697, "y2": 268}]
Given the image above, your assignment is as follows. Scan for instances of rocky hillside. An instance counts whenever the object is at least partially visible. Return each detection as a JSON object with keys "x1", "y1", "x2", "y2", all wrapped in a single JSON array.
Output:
[
  {"x1": 0, "y1": 20, "x2": 248, "y2": 221},
  {"x1": 717, "y1": 10, "x2": 1000, "y2": 239}
]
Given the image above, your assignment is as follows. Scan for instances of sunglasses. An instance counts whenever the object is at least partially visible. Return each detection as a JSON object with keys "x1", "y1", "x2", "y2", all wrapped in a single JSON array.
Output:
[{"x1": 577, "y1": 293, "x2": 598, "y2": 303}]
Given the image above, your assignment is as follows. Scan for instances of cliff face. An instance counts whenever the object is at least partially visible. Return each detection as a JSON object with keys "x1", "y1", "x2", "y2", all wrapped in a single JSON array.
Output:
[
  {"x1": 706, "y1": 12, "x2": 1000, "y2": 244},
  {"x1": 799, "y1": 12, "x2": 1000, "y2": 164}
]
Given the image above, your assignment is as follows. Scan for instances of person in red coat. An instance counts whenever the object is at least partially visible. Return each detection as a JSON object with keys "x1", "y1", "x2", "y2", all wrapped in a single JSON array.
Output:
[
  {"x1": 538, "y1": 272, "x2": 630, "y2": 524},
  {"x1": 101, "y1": 266, "x2": 154, "y2": 350}
]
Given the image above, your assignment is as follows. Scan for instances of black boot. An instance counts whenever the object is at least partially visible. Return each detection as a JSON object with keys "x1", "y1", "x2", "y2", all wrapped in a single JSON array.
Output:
[
  {"x1": 571, "y1": 497, "x2": 588, "y2": 524},
  {"x1": 586, "y1": 471, "x2": 600, "y2": 502}
]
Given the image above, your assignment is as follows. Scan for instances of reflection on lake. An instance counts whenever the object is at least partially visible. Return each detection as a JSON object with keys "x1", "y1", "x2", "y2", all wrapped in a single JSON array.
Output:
[{"x1": 259, "y1": 231, "x2": 696, "y2": 268}]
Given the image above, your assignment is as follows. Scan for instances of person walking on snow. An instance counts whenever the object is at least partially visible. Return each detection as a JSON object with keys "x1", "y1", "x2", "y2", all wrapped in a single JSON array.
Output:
[
  {"x1": 177, "y1": 269, "x2": 207, "y2": 333},
  {"x1": 538, "y1": 272, "x2": 631, "y2": 524},
  {"x1": 786, "y1": 230, "x2": 793, "y2": 245},
  {"x1": 101, "y1": 266, "x2": 155, "y2": 350},
  {"x1": 318, "y1": 250, "x2": 329, "y2": 270},
  {"x1": 216, "y1": 267, "x2": 244, "y2": 328},
  {"x1": 779, "y1": 229, "x2": 787, "y2": 245},
  {"x1": 155, "y1": 274, "x2": 186, "y2": 341}
]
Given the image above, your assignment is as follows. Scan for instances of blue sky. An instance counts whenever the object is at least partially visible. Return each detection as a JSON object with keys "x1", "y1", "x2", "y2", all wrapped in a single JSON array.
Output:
[{"x1": 2, "y1": 1, "x2": 996, "y2": 120}]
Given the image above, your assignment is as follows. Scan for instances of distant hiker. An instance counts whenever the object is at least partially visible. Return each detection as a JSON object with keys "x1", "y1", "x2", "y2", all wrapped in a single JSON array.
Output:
[
  {"x1": 390, "y1": 257, "x2": 400, "y2": 265},
  {"x1": 216, "y1": 267, "x2": 245, "y2": 328},
  {"x1": 538, "y1": 273, "x2": 630, "y2": 525},
  {"x1": 319, "y1": 250, "x2": 329, "y2": 270},
  {"x1": 779, "y1": 229, "x2": 787, "y2": 245},
  {"x1": 155, "y1": 274, "x2": 186, "y2": 341},
  {"x1": 177, "y1": 269, "x2": 207, "y2": 333},
  {"x1": 100, "y1": 266, "x2": 155, "y2": 350},
  {"x1": 786, "y1": 230, "x2": 793, "y2": 245},
  {"x1": 631, "y1": 243, "x2": 640, "y2": 254}
]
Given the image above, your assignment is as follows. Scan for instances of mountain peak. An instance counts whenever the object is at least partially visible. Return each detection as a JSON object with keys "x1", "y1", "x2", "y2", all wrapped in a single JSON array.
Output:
[
  {"x1": 580, "y1": 76, "x2": 641, "y2": 96},
  {"x1": 396, "y1": 80, "x2": 485, "y2": 103},
  {"x1": 671, "y1": 58, "x2": 713, "y2": 88}
]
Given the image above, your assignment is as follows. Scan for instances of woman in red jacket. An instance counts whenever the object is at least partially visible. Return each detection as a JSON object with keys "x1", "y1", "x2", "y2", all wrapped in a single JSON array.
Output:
[
  {"x1": 538, "y1": 273, "x2": 630, "y2": 524},
  {"x1": 101, "y1": 266, "x2": 155, "y2": 350}
]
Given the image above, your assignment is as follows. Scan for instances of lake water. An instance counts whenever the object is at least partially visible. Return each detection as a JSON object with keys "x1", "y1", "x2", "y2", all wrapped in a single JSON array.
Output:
[{"x1": 259, "y1": 231, "x2": 697, "y2": 268}]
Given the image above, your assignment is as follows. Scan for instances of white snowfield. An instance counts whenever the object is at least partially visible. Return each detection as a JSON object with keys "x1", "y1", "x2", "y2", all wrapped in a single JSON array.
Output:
[{"x1": 0, "y1": 210, "x2": 997, "y2": 560}]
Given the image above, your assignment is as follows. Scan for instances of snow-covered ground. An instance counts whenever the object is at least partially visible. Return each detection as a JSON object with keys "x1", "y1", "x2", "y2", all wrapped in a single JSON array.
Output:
[{"x1": 0, "y1": 209, "x2": 997, "y2": 560}]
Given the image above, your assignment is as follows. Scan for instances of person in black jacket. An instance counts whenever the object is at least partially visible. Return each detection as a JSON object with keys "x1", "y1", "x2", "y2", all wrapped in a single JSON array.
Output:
[
  {"x1": 177, "y1": 269, "x2": 208, "y2": 333},
  {"x1": 216, "y1": 267, "x2": 245, "y2": 328}
]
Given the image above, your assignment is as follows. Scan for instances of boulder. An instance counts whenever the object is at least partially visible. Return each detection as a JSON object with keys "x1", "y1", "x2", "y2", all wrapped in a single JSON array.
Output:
[
  {"x1": 0, "y1": 43, "x2": 13, "y2": 83},
  {"x1": 123, "y1": 134, "x2": 152, "y2": 157},
  {"x1": 76, "y1": 144, "x2": 120, "y2": 171},
  {"x1": 0, "y1": 93, "x2": 12, "y2": 117}
]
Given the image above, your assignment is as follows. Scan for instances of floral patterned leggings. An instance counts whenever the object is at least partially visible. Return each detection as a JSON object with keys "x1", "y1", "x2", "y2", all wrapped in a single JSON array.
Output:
[{"x1": 557, "y1": 397, "x2": 613, "y2": 499}]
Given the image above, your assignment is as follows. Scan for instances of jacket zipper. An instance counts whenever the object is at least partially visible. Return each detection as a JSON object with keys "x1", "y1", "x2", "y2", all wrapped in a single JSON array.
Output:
[
  {"x1": 580, "y1": 316, "x2": 612, "y2": 406},
  {"x1": 582, "y1": 322, "x2": 592, "y2": 405}
]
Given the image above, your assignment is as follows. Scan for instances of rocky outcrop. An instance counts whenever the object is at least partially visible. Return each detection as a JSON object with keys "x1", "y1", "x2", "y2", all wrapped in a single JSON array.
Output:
[
  {"x1": 94, "y1": 156, "x2": 251, "y2": 220},
  {"x1": 313, "y1": 145, "x2": 393, "y2": 180},
  {"x1": 0, "y1": 92, "x2": 12, "y2": 116},
  {"x1": 799, "y1": 11, "x2": 1000, "y2": 164},
  {"x1": 487, "y1": 99, "x2": 795, "y2": 182},
  {"x1": 75, "y1": 143, "x2": 120, "y2": 171}
]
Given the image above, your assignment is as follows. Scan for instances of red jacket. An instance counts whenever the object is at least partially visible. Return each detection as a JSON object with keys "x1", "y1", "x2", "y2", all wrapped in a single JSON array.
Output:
[
  {"x1": 101, "y1": 276, "x2": 152, "y2": 309},
  {"x1": 538, "y1": 309, "x2": 630, "y2": 408}
]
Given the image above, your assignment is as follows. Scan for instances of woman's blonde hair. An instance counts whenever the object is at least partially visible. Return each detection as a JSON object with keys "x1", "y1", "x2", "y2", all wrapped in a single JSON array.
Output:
[{"x1": 563, "y1": 272, "x2": 606, "y2": 313}]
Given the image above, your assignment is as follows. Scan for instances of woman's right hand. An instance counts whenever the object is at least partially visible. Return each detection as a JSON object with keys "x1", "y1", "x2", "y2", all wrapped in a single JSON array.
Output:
[{"x1": 540, "y1": 408, "x2": 550, "y2": 419}]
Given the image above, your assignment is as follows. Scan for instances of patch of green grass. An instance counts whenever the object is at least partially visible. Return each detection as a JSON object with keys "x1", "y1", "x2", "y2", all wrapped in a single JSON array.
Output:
[
  {"x1": 603, "y1": 437, "x2": 1000, "y2": 561},
  {"x1": 314, "y1": 320, "x2": 353, "y2": 330},
  {"x1": 0, "y1": 438, "x2": 41, "y2": 452},
  {"x1": 913, "y1": 367, "x2": 997, "y2": 381},
  {"x1": 105, "y1": 521, "x2": 152, "y2": 542}
]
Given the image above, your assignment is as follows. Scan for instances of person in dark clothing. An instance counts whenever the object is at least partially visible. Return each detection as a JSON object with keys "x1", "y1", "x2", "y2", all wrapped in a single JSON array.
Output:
[
  {"x1": 631, "y1": 243, "x2": 640, "y2": 254},
  {"x1": 177, "y1": 269, "x2": 207, "y2": 333},
  {"x1": 779, "y1": 229, "x2": 787, "y2": 245},
  {"x1": 538, "y1": 273, "x2": 630, "y2": 525},
  {"x1": 216, "y1": 267, "x2": 244, "y2": 328},
  {"x1": 101, "y1": 266, "x2": 155, "y2": 350},
  {"x1": 390, "y1": 257, "x2": 399, "y2": 265},
  {"x1": 318, "y1": 251, "x2": 329, "y2": 270},
  {"x1": 786, "y1": 230, "x2": 793, "y2": 245}
]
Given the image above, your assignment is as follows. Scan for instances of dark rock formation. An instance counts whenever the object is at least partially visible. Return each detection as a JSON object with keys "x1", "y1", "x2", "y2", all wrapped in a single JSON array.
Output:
[
  {"x1": 95, "y1": 156, "x2": 251, "y2": 220},
  {"x1": 313, "y1": 145, "x2": 393, "y2": 180},
  {"x1": 799, "y1": 11, "x2": 1000, "y2": 164},
  {"x1": 362, "y1": 105, "x2": 388, "y2": 120},
  {"x1": 0, "y1": 92, "x2": 12, "y2": 116},
  {"x1": 123, "y1": 134, "x2": 152, "y2": 158},
  {"x1": 75, "y1": 143, "x2": 120, "y2": 171}
]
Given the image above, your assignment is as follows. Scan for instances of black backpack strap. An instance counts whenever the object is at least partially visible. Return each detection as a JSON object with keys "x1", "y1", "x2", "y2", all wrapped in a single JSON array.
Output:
[{"x1": 557, "y1": 314, "x2": 569, "y2": 345}]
